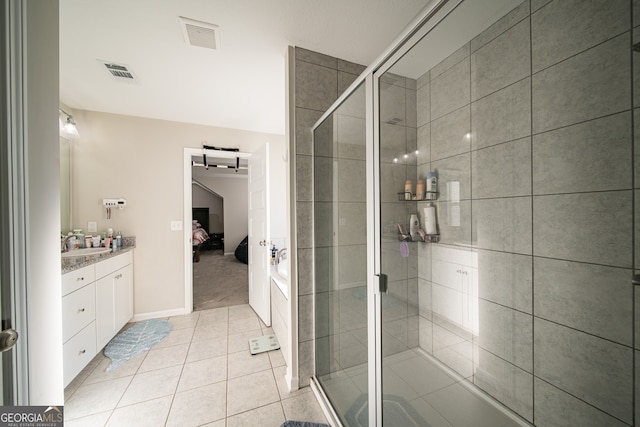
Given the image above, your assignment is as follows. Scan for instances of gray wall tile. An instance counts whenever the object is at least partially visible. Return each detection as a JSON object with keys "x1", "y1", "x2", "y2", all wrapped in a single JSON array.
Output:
[
  {"x1": 417, "y1": 124, "x2": 431, "y2": 165},
  {"x1": 534, "y1": 257, "x2": 633, "y2": 346},
  {"x1": 472, "y1": 197, "x2": 532, "y2": 254},
  {"x1": 532, "y1": 33, "x2": 631, "y2": 133},
  {"x1": 336, "y1": 114, "x2": 366, "y2": 161},
  {"x1": 472, "y1": 137, "x2": 532, "y2": 199},
  {"x1": 418, "y1": 278, "x2": 432, "y2": 319},
  {"x1": 534, "y1": 318, "x2": 633, "y2": 424},
  {"x1": 476, "y1": 299, "x2": 533, "y2": 372},
  {"x1": 296, "y1": 154, "x2": 312, "y2": 202},
  {"x1": 338, "y1": 59, "x2": 366, "y2": 76},
  {"x1": 299, "y1": 294, "x2": 314, "y2": 341},
  {"x1": 532, "y1": 112, "x2": 632, "y2": 195},
  {"x1": 313, "y1": 114, "x2": 334, "y2": 158},
  {"x1": 531, "y1": 0, "x2": 552, "y2": 13},
  {"x1": 533, "y1": 191, "x2": 632, "y2": 267},
  {"x1": 431, "y1": 153, "x2": 470, "y2": 202},
  {"x1": 635, "y1": 0, "x2": 640, "y2": 28},
  {"x1": 635, "y1": 109, "x2": 640, "y2": 188},
  {"x1": 417, "y1": 69, "x2": 430, "y2": 89},
  {"x1": 338, "y1": 159, "x2": 366, "y2": 202},
  {"x1": 471, "y1": 0, "x2": 531, "y2": 53},
  {"x1": 471, "y1": 19, "x2": 530, "y2": 101},
  {"x1": 298, "y1": 340, "x2": 313, "y2": 387},
  {"x1": 338, "y1": 202, "x2": 366, "y2": 246},
  {"x1": 406, "y1": 89, "x2": 417, "y2": 129},
  {"x1": 471, "y1": 78, "x2": 531, "y2": 150},
  {"x1": 296, "y1": 108, "x2": 324, "y2": 156},
  {"x1": 297, "y1": 248, "x2": 314, "y2": 296},
  {"x1": 636, "y1": 351, "x2": 640, "y2": 420},
  {"x1": 532, "y1": 0, "x2": 630, "y2": 73},
  {"x1": 295, "y1": 59, "x2": 338, "y2": 111},
  {"x1": 430, "y1": 57, "x2": 470, "y2": 120},
  {"x1": 314, "y1": 246, "x2": 333, "y2": 293},
  {"x1": 381, "y1": 163, "x2": 408, "y2": 203},
  {"x1": 380, "y1": 123, "x2": 407, "y2": 164},
  {"x1": 380, "y1": 81, "x2": 406, "y2": 124},
  {"x1": 314, "y1": 156, "x2": 333, "y2": 203},
  {"x1": 636, "y1": 190, "x2": 640, "y2": 270},
  {"x1": 296, "y1": 47, "x2": 337, "y2": 69},
  {"x1": 475, "y1": 249, "x2": 532, "y2": 314},
  {"x1": 338, "y1": 71, "x2": 359, "y2": 101},
  {"x1": 382, "y1": 242, "x2": 409, "y2": 283},
  {"x1": 431, "y1": 106, "x2": 471, "y2": 161},
  {"x1": 337, "y1": 81, "x2": 366, "y2": 120},
  {"x1": 417, "y1": 84, "x2": 430, "y2": 127},
  {"x1": 473, "y1": 346, "x2": 533, "y2": 422},
  {"x1": 435, "y1": 200, "x2": 471, "y2": 246},
  {"x1": 533, "y1": 378, "x2": 629, "y2": 427},
  {"x1": 313, "y1": 202, "x2": 333, "y2": 248},
  {"x1": 296, "y1": 202, "x2": 313, "y2": 249},
  {"x1": 431, "y1": 43, "x2": 470, "y2": 80},
  {"x1": 337, "y1": 245, "x2": 367, "y2": 287},
  {"x1": 634, "y1": 28, "x2": 640, "y2": 108}
]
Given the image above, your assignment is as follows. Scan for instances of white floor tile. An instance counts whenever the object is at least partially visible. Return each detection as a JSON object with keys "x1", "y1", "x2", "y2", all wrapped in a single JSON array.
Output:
[
  {"x1": 227, "y1": 369, "x2": 280, "y2": 416},
  {"x1": 281, "y1": 390, "x2": 330, "y2": 425},
  {"x1": 137, "y1": 344, "x2": 189, "y2": 373},
  {"x1": 192, "y1": 322, "x2": 229, "y2": 342},
  {"x1": 227, "y1": 402, "x2": 286, "y2": 427},
  {"x1": 229, "y1": 316, "x2": 262, "y2": 335},
  {"x1": 83, "y1": 352, "x2": 146, "y2": 386},
  {"x1": 63, "y1": 411, "x2": 111, "y2": 427},
  {"x1": 186, "y1": 335, "x2": 228, "y2": 363},
  {"x1": 227, "y1": 349, "x2": 271, "y2": 379},
  {"x1": 153, "y1": 327, "x2": 195, "y2": 349},
  {"x1": 177, "y1": 355, "x2": 227, "y2": 392},
  {"x1": 228, "y1": 304, "x2": 257, "y2": 321},
  {"x1": 197, "y1": 307, "x2": 230, "y2": 325},
  {"x1": 227, "y1": 329, "x2": 262, "y2": 353},
  {"x1": 165, "y1": 382, "x2": 227, "y2": 427},
  {"x1": 107, "y1": 395, "x2": 172, "y2": 427},
  {"x1": 65, "y1": 376, "x2": 132, "y2": 421},
  {"x1": 117, "y1": 365, "x2": 181, "y2": 407}
]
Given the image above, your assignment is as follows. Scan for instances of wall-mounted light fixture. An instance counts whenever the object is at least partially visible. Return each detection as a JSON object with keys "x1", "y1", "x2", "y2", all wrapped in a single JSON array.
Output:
[{"x1": 59, "y1": 108, "x2": 79, "y2": 139}]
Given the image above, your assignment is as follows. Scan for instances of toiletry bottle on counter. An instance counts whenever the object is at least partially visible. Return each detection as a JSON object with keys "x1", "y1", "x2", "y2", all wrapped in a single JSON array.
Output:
[{"x1": 116, "y1": 232, "x2": 122, "y2": 248}]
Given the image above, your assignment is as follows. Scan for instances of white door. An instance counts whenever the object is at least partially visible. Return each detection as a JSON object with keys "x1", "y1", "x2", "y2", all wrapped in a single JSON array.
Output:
[{"x1": 248, "y1": 143, "x2": 270, "y2": 326}]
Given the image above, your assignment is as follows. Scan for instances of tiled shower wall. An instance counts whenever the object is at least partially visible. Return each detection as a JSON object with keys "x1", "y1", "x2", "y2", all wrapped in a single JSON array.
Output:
[
  {"x1": 413, "y1": 0, "x2": 636, "y2": 425},
  {"x1": 292, "y1": 47, "x2": 365, "y2": 386}
]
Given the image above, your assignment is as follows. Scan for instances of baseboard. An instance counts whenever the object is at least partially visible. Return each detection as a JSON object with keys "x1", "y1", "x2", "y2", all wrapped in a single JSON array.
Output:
[
  {"x1": 131, "y1": 307, "x2": 191, "y2": 322},
  {"x1": 224, "y1": 252, "x2": 234, "y2": 256}
]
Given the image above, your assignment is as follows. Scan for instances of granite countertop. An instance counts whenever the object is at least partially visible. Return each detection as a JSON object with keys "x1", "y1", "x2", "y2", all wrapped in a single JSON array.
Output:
[{"x1": 61, "y1": 236, "x2": 136, "y2": 274}]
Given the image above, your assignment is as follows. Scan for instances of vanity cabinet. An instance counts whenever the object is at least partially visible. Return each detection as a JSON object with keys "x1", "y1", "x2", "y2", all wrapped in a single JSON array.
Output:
[{"x1": 61, "y1": 250, "x2": 134, "y2": 387}]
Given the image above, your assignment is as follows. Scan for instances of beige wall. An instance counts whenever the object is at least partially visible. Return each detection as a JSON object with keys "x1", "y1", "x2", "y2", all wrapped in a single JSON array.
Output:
[{"x1": 71, "y1": 110, "x2": 284, "y2": 317}]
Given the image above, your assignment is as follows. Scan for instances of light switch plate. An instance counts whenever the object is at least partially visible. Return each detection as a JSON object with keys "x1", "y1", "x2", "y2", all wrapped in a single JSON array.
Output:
[
  {"x1": 170, "y1": 220, "x2": 183, "y2": 231},
  {"x1": 88, "y1": 221, "x2": 97, "y2": 232}
]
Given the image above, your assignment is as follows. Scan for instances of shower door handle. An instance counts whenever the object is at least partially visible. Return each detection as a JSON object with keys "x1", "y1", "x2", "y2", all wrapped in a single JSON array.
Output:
[{"x1": 375, "y1": 273, "x2": 388, "y2": 294}]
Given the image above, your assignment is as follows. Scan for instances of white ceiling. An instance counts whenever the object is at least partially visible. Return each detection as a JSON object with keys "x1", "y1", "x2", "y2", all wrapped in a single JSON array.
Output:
[{"x1": 59, "y1": 0, "x2": 430, "y2": 136}]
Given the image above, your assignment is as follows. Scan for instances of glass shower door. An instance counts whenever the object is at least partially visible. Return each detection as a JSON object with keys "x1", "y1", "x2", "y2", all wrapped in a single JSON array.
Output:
[
  {"x1": 375, "y1": 0, "x2": 531, "y2": 425},
  {"x1": 313, "y1": 81, "x2": 370, "y2": 426}
]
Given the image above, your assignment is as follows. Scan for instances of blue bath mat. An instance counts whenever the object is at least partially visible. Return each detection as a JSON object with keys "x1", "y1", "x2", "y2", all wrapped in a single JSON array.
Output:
[{"x1": 104, "y1": 319, "x2": 172, "y2": 371}]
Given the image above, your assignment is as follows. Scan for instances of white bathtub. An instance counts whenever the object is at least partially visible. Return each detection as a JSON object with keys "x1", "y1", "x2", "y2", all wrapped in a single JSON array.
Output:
[{"x1": 270, "y1": 258, "x2": 288, "y2": 299}]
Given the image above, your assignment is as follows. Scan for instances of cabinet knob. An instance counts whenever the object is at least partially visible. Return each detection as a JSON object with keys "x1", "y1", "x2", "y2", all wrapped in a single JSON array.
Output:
[
  {"x1": 78, "y1": 308, "x2": 85, "y2": 313},
  {"x1": 79, "y1": 349, "x2": 86, "y2": 355},
  {"x1": 77, "y1": 277, "x2": 84, "y2": 281}
]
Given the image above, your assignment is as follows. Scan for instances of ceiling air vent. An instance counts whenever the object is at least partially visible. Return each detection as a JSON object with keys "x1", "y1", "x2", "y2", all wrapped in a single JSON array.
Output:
[
  {"x1": 100, "y1": 61, "x2": 139, "y2": 84},
  {"x1": 179, "y1": 16, "x2": 220, "y2": 50}
]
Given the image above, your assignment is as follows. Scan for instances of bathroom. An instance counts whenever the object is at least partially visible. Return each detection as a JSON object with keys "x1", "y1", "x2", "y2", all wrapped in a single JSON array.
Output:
[
  {"x1": 293, "y1": 0, "x2": 640, "y2": 426},
  {"x1": 2, "y1": 0, "x2": 639, "y2": 425}
]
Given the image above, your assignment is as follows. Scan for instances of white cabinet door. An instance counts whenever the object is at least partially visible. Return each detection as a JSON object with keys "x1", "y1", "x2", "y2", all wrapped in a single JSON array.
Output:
[
  {"x1": 114, "y1": 264, "x2": 133, "y2": 329},
  {"x1": 95, "y1": 272, "x2": 116, "y2": 350},
  {"x1": 96, "y1": 263, "x2": 134, "y2": 350}
]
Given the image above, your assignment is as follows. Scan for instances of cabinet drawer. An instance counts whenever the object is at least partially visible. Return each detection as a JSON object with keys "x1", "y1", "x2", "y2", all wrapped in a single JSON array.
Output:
[
  {"x1": 95, "y1": 251, "x2": 132, "y2": 279},
  {"x1": 62, "y1": 265, "x2": 95, "y2": 296},
  {"x1": 62, "y1": 282, "x2": 96, "y2": 343},
  {"x1": 63, "y1": 322, "x2": 96, "y2": 387}
]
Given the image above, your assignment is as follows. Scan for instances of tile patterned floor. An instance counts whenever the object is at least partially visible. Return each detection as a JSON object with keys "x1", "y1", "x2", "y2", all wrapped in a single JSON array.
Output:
[{"x1": 64, "y1": 304, "x2": 329, "y2": 427}]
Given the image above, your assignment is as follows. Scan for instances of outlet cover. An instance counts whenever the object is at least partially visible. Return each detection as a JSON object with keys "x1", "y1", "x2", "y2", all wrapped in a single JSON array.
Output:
[
  {"x1": 170, "y1": 220, "x2": 183, "y2": 231},
  {"x1": 88, "y1": 221, "x2": 97, "y2": 232}
]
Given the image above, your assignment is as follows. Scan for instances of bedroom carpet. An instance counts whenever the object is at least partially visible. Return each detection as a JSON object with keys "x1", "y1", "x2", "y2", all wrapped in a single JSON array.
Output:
[{"x1": 193, "y1": 249, "x2": 249, "y2": 311}]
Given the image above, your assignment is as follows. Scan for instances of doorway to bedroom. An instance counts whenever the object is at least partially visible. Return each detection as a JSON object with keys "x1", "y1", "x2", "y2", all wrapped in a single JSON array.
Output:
[{"x1": 191, "y1": 160, "x2": 249, "y2": 312}]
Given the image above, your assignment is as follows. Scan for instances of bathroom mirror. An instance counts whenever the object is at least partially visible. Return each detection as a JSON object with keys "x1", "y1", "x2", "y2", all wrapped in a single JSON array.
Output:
[{"x1": 60, "y1": 136, "x2": 71, "y2": 233}]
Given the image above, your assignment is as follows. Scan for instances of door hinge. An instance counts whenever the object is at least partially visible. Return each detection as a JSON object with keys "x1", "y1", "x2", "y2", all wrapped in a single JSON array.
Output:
[{"x1": 375, "y1": 273, "x2": 388, "y2": 294}]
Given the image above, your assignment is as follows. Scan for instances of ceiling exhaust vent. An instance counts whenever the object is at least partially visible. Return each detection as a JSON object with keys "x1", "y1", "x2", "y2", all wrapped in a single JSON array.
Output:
[
  {"x1": 179, "y1": 16, "x2": 220, "y2": 50},
  {"x1": 100, "y1": 61, "x2": 139, "y2": 84}
]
